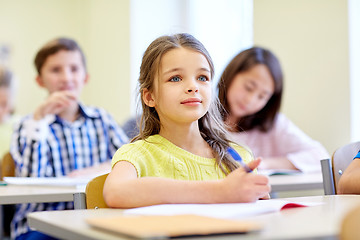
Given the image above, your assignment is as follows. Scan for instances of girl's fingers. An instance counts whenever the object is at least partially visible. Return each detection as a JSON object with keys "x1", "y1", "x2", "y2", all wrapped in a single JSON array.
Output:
[
  {"x1": 247, "y1": 158, "x2": 262, "y2": 170},
  {"x1": 260, "y1": 194, "x2": 271, "y2": 200}
]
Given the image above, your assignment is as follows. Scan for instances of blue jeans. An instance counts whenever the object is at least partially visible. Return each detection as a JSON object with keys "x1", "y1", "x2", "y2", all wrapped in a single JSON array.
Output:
[{"x1": 16, "y1": 231, "x2": 58, "y2": 240}]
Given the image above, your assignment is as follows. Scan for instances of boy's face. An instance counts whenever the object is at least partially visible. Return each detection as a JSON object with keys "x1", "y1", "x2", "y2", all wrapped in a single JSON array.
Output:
[{"x1": 36, "y1": 50, "x2": 88, "y2": 99}]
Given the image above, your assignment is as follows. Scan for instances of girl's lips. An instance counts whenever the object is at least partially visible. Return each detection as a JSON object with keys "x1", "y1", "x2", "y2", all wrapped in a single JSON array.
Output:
[
  {"x1": 181, "y1": 98, "x2": 202, "y2": 104},
  {"x1": 236, "y1": 102, "x2": 247, "y2": 111}
]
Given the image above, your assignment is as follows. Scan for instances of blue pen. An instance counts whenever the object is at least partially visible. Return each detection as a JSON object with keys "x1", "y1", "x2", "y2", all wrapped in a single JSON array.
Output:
[{"x1": 227, "y1": 147, "x2": 252, "y2": 173}]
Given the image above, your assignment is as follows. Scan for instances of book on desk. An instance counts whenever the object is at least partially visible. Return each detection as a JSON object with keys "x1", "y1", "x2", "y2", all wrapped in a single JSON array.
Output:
[
  {"x1": 86, "y1": 200, "x2": 317, "y2": 239},
  {"x1": 87, "y1": 214, "x2": 262, "y2": 239}
]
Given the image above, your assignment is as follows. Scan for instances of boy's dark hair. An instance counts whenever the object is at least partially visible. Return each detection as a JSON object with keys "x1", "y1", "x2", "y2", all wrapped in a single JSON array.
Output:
[
  {"x1": 217, "y1": 47, "x2": 283, "y2": 132},
  {"x1": 34, "y1": 37, "x2": 87, "y2": 75}
]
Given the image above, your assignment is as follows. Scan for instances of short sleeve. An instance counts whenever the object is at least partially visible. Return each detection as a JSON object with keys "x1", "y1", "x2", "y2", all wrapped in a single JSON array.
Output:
[{"x1": 111, "y1": 143, "x2": 145, "y2": 177}]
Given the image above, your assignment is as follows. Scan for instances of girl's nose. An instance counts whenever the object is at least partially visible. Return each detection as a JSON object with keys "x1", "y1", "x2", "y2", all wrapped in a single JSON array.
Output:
[
  {"x1": 187, "y1": 88, "x2": 199, "y2": 93},
  {"x1": 187, "y1": 80, "x2": 199, "y2": 93},
  {"x1": 244, "y1": 92, "x2": 257, "y2": 105}
]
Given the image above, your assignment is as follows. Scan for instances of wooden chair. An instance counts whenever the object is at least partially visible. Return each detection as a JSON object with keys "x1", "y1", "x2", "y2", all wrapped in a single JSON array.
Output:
[
  {"x1": 340, "y1": 204, "x2": 360, "y2": 240},
  {"x1": 85, "y1": 173, "x2": 109, "y2": 209},
  {"x1": 321, "y1": 141, "x2": 360, "y2": 195},
  {"x1": 1, "y1": 152, "x2": 15, "y2": 180}
]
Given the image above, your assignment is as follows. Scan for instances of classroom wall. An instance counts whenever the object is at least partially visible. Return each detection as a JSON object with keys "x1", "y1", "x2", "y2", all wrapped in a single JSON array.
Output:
[
  {"x1": 0, "y1": 0, "x2": 131, "y2": 123},
  {"x1": 253, "y1": 0, "x2": 350, "y2": 154},
  {"x1": 0, "y1": 0, "x2": 352, "y2": 152}
]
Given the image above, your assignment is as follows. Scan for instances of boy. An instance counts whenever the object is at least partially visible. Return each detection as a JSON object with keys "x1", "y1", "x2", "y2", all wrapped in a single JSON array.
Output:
[{"x1": 10, "y1": 38, "x2": 128, "y2": 240}]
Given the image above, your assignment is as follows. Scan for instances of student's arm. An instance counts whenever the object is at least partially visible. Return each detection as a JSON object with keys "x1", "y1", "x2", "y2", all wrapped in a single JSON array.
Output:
[
  {"x1": 10, "y1": 91, "x2": 77, "y2": 177},
  {"x1": 67, "y1": 110, "x2": 128, "y2": 178},
  {"x1": 10, "y1": 116, "x2": 51, "y2": 177},
  {"x1": 259, "y1": 114, "x2": 329, "y2": 172},
  {"x1": 338, "y1": 159, "x2": 360, "y2": 194},
  {"x1": 103, "y1": 159, "x2": 270, "y2": 208},
  {"x1": 33, "y1": 91, "x2": 77, "y2": 120}
]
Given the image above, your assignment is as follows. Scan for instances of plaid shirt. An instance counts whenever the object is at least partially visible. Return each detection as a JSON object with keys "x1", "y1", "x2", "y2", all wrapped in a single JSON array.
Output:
[{"x1": 10, "y1": 103, "x2": 128, "y2": 238}]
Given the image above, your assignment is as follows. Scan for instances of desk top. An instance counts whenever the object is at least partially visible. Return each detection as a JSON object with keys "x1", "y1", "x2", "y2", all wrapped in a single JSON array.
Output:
[
  {"x1": 0, "y1": 185, "x2": 85, "y2": 205},
  {"x1": 269, "y1": 172, "x2": 323, "y2": 192},
  {"x1": 28, "y1": 195, "x2": 360, "y2": 240}
]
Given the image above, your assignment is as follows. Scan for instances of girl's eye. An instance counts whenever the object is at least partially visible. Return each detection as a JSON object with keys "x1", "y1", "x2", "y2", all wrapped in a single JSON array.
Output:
[
  {"x1": 71, "y1": 66, "x2": 79, "y2": 72},
  {"x1": 244, "y1": 84, "x2": 254, "y2": 92},
  {"x1": 170, "y1": 76, "x2": 181, "y2": 82},
  {"x1": 198, "y1": 76, "x2": 208, "y2": 82},
  {"x1": 51, "y1": 67, "x2": 61, "y2": 73},
  {"x1": 259, "y1": 94, "x2": 271, "y2": 102}
]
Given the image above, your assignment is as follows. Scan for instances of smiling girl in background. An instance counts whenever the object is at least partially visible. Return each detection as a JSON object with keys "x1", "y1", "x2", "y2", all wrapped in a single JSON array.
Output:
[{"x1": 217, "y1": 47, "x2": 329, "y2": 172}]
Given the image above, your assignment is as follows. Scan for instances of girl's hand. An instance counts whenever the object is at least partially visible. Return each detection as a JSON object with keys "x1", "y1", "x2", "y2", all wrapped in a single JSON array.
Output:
[
  {"x1": 34, "y1": 91, "x2": 77, "y2": 120},
  {"x1": 220, "y1": 158, "x2": 271, "y2": 203}
]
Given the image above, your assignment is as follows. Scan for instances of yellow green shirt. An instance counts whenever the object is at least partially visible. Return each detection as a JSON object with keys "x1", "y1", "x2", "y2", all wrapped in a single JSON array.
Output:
[{"x1": 111, "y1": 134, "x2": 253, "y2": 180}]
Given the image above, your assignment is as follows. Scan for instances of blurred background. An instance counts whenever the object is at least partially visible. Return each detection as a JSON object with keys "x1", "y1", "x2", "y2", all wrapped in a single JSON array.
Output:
[{"x1": 0, "y1": 0, "x2": 358, "y2": 155}]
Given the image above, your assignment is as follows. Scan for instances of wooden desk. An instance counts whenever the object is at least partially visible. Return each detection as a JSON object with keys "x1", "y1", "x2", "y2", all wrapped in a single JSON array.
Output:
[
  {"x1": 269, "y1": 172, "x2": 323, "y2": 192},
  {"x1": 28, "y1": 195, "x2": 360, "y2": 240}
]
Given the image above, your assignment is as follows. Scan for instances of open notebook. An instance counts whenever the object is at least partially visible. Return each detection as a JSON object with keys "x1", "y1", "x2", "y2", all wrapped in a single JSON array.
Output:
[
  {"x1": 122, "y1": 199, "x2": 313, "y2": 219},
  {"x1": 87, "y1": 200, "x2": 318, "y2": 239}
]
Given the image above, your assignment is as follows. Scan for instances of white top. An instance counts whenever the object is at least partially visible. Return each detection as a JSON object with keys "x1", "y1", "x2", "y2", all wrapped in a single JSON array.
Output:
[{"x1": 228, "y1": 113, "x2": 330, "y2": 172}]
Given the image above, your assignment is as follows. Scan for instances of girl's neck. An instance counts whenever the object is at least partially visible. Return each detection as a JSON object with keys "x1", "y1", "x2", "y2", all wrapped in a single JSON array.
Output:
[
  {"x1": 59, "y1": 102, "x2": 80, "y2": 122},
  {"x1": 159, "y1": 122, "x2": 214, "y2": 158}
]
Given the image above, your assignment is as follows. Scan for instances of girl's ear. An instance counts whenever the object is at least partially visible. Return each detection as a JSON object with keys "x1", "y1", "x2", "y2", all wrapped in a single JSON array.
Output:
[{"x1": 142, "y1": 88, "x2": 156, "y2": 107}]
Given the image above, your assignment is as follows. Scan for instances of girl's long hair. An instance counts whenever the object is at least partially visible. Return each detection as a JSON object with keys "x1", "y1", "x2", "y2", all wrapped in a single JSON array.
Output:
[{"x1": 133, "y1": 33, "x2": 239, "y2": 174}]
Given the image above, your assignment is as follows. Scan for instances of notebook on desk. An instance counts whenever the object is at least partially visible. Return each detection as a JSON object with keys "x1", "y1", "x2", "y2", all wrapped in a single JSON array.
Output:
[
  {"x1": 123, "y1": 200, "x2": 312, "y2": 219},
  {"x1": 86, "y1": 200, "x2": 319, "y2": 239},
  {"x1": 86, "y1": 214, "x2": 262, "y2": 239}
]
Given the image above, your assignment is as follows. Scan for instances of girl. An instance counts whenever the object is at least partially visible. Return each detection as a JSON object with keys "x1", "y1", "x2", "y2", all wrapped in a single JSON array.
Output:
[
  {"x1": 217, "y1": 47, "x2": 329, "y2": 173},
  {"x1": 104, "y1": 34, "x2": 270, "y2": 208}
]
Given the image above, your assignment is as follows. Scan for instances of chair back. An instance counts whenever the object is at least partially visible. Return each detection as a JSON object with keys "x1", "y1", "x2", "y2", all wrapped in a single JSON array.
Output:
[
  {"x1": 85, "y1": 173, "x2": 109, "y2": 209},
  {"x1": 321, "y1": 141, "x2": 360, "y2": 195},
  {"x1": 1, "y1": 152, "x2": 15, "y2": 180},
  {"x1": 332, "y1": 141, "x2": 360, "y2": 193},
  {"x1": 340, "y1": 204, "x2": 360, "y2": 240}
]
